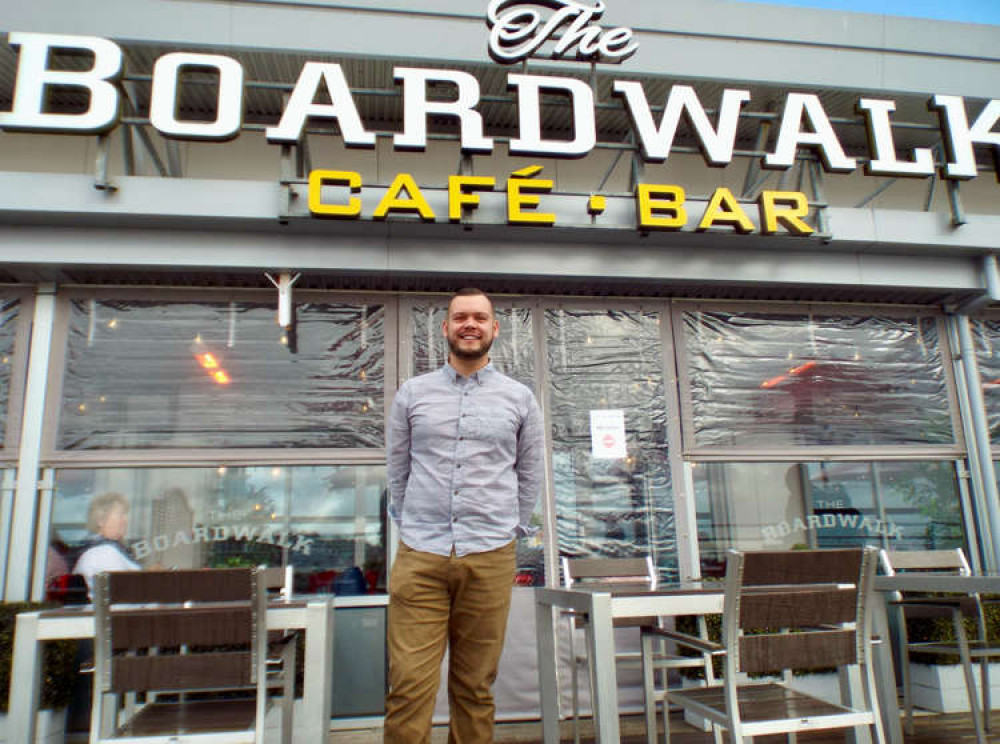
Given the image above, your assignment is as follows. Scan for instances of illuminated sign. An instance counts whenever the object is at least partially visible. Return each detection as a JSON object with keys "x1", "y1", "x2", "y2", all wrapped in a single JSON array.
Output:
[
  {"x1": 306, "y1": 166, "x2": 817, "y2": 236},
  {"x1": 0, "y1": 32, "x2": 998, "y2": 182}
]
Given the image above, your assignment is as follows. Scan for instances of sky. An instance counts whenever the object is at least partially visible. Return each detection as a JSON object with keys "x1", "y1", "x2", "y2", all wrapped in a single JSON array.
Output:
[{"x1": 734, "y1": 0, "x2": 1000, "y2": 26}]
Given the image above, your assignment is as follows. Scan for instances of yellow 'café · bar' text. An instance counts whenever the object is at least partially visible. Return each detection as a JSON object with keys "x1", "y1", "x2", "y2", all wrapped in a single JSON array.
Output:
[{"x1": 307, "y1": 170, "x2": 816, "y2": 236}]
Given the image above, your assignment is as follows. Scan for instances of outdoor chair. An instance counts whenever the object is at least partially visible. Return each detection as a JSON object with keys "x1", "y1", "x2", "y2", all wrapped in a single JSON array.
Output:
[
  {"x1": 880, "y1": 548, "x2": 1000, "y2": 744},
  {"x1": 562, "y1": 556, "x2": 717, "y2": 744},
  {"x1": 641, "y1": 547, "x2": 884, "y2": 744},
  {"x1": 90, "y1": 567, "x2": 293, "y2": 744}
]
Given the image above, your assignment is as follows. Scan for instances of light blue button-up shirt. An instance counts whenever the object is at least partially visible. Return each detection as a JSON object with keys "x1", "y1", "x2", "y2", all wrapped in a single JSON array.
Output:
[{"x1": 387, "y1": 362, "x2": 544, "y2": 557}]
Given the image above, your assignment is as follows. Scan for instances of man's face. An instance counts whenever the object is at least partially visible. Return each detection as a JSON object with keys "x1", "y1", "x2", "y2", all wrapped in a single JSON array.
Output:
[{"x1": 443, "y1": 294, "x2": 499, "y2": 361}]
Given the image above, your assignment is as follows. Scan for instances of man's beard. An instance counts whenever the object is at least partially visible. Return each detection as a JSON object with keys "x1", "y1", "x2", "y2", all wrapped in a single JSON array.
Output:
[{"x1": 448, "y1": 335, "x2": 494, "y2": 360}]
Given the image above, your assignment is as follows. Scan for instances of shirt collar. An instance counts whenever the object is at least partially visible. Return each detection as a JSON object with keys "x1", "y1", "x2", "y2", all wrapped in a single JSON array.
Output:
[{"x1": 445, "y1": 360, "x2": 494, "y2": 384}]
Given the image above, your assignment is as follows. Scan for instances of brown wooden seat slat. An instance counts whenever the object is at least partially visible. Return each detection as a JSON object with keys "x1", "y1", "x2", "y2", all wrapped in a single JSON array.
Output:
[
  {"x1": 740, "y1": 629, "x2": 857, "y2": 675},
  {"x1": 115, "y1": 699, "x2": 258, "y2": 736},
  {"x1": 110, "y1": 606, "x2": 253, "y2": 650},
  {"x1": 739, "y1": 588, "x2": 857, "y2": 628},
  {"x1": 886, "y1": 550, "x2": 966, "y2": 572},
  {"x1": 740, "y1": 548, "x2": 864, "y2": 587},
  {"x1": 671, "y1": 682, "x2": 852, "y2": 722},
  {"x1": 107, "y1": 568, "x2": 254, "y2": 604},
  {"x1": 564, "y1": 557, "x2": 651, "y2": 581},
  {"x1": 111, "y1": 651, "x2": 254, "y2": 693}
]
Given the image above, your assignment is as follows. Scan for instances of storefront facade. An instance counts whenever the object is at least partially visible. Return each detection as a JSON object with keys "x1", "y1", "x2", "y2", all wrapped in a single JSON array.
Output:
[{"x1": 2, "y1": 0, "x2": 999, "y2": 725}]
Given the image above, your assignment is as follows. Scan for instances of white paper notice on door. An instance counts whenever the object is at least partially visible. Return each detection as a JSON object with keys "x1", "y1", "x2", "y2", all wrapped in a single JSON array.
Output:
[{"x1": 590, "y1": 409, "x2": 626, "y2": 459}]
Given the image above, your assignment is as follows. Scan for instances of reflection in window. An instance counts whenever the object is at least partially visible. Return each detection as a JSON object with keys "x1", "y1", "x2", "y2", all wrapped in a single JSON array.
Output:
[
  {"x1": 971, "y1": 319, "x2": 1000, "y2": 444},
  {"x1": 0, "y1": 300, "x2": 20, "y2": 448},
  {"x1": 59, "y1": 300, "x2": 384, "y2": 449},
  {"x1": 46, "y1": 466, "x2": 387, "y2": 602},
  {"x1": 684, "y1": 311, "x2": 953, "y2": 448},
  {"x1": 546, "y1": 309, "x2": 677, "y2": 581},
  {"x1": 694, "y1": 460, "x2": 964, "y2": 577},
  {"x1": 409, "y1": 303, "x2": 543, "y2": 585}
]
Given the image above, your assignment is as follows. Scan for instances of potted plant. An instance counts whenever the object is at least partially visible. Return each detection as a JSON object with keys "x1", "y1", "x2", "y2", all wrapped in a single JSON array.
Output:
[
  {"x1": 0, "y1": 602, "x2": 78, "y2": 743},
  {"x1": 904, "y1": 603, "x2": 1000, "y2": 713}
]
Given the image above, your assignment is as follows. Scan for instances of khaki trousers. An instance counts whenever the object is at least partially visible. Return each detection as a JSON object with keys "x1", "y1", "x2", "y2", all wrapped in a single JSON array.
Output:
[{"x1": 384, "y1": 540, "x2": 516, "y2": 744}]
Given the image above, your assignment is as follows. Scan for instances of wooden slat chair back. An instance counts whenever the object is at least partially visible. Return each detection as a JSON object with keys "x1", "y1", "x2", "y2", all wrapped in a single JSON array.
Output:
[
  {"x1": 880, "y1": 548, "x2": 997, "y2": 744},
  {"x1": 90, "y1": 568, "x2": 285, "y2": 744},
  {"x1": 562, "y1": 556, "x2": 717, "y2": 744},
  {"x1": 642, "y1": 547, "x2": 884, "y2": 744},
  {"x1": 734, "y1": 548, "x2": 866, "y2": 677}
]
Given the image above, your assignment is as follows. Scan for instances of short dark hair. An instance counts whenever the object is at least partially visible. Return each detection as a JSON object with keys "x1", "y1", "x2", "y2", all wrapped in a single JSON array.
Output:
[{"x1": 448, "y1": 288, "x2": 494, "y2": 314}]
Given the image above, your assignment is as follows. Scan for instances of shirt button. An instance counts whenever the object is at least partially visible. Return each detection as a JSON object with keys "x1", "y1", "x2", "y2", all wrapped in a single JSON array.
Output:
[{"x1": 456, "y1": 464, "x2": 462, "y2": 469}]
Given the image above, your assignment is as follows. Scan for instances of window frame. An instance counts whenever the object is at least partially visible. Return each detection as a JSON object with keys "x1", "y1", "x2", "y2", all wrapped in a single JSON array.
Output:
[
  {"x1": 672, "y1": 300, "x2": 966, "y2": 460},
  {"x1": 41, "y1": 287, "x2": 394, "y2": 467}
]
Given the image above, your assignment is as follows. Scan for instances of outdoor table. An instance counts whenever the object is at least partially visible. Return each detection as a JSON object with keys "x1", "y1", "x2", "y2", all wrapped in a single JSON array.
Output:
[
  {"x1": 536, "y1": 582, "x2": 902, "y2": 744},
  {"x1": 8, "y1": 595, "x2": 337, "y2": 743},
  {"x1": 534, "y1": 583, "x2": 725, "y2": 744},
  {"x1": 873, "y1": 573, "x2": 1000, "y2": 744}
]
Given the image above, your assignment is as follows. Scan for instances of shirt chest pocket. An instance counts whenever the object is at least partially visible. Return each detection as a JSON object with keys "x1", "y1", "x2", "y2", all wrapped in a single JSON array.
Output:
[{"x1": 465, "y1": 406, "x2": 518, "y2": 446}]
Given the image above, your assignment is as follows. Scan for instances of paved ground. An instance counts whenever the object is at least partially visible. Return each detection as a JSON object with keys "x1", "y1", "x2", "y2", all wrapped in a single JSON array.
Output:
[{"x1": 330, "y1": 710, "x2": 1000, "y2": 743}]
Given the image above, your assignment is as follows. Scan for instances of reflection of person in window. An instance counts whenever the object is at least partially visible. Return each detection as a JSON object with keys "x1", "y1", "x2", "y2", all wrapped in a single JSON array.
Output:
[{"x1": 73, "y1": 492, "x2": 140, "y2": 595}]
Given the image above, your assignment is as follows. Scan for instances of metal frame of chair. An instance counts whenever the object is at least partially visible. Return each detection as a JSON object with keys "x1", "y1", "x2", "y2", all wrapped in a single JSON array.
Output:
[
  {"x1": 562, "y1": 556, "x2": 717, "y2": 744},
  {"x1": 90, "y1": 567, "x2": 293, "y2": 744},
  {"x1": 642, "y1": 547, "x2": 884, "y2": 744},
  {"x1": 880, "y1": 548, "x2": 1000, "y2": 744}
]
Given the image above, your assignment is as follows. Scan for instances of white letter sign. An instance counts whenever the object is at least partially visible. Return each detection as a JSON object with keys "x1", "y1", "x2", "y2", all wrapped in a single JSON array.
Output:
[
  {"x1": 150, "y1": 53, "x2": 244, "y2": 141},
  {"x1": 0, "y1": 32, "x2": 122, "y2": 134}
]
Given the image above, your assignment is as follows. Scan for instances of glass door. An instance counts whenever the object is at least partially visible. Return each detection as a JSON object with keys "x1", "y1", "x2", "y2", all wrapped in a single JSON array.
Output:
[{"x1": 543, "y1": 304, "x2": 678, "y2": 581}]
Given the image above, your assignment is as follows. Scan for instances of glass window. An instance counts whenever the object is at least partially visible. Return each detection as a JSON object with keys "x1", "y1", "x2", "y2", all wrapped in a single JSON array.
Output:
[
  {"x1": 546, "y1": 308, "x2": 677, "y2": 581},
  {"x1": 971, "y1": 318, "x2": 1000, "y2": 444},
  {"x1": 683, "y1": 311, "x2": 954, "y2": 448},
  {"x1": 0, "y1": 299, "x2": 20, "y2": 449},
  {"x1": 409, "y1": 302, "x2": 543, "y2": 585},
  {"x1": 45, "y1": 465, "x2": 387, "y2": 601},
  {"x1": 693, "y1": 460, "x2": 964, "y2": 577},
  {"x1": 58, "y1": 299, "x2": 384, "y2": 449}
]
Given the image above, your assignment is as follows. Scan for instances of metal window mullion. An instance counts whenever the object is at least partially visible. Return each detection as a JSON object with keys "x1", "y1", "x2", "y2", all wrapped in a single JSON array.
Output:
[
  {"x1": 533, "y1": 300, "x2": 560, "y2": 590},
  {"x1": 29, "y1": 469, "x2": 55, "y2": 601},
  {"x1": 659, "y1": 300, "x2": 699, "y2": 581},
  {"x1": 950, "y1": 315, "x2": 1000, "y2": 570},
  {"x1": 0, "y1": 467, "x2": 16, "y2": 598},
  {"x1": 5, "y1": 285, "x2": 57, "y2": 601}
]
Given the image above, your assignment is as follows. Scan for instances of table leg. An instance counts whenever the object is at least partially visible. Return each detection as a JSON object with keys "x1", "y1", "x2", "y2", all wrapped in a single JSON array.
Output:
[
  {"x1": 9, "y1": 611, "x2": 42, "y2": 744},
  {"x1": 535, "y1": 599, "x2": 560, "y2": 744},
  {"x1": 301, "y1": 600, "x2": 335, "y2": 743},
  {"x1": 586, "y1": 593, "x2": 619, "y2": 743},
  {"x1": 873, "y1": 594, "x2": 903, "y2": 744}
]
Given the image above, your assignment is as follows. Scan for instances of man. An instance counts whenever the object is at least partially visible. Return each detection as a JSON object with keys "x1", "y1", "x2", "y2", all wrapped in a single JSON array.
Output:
[{"x1": 384, "y1": 288, "x2": 544, "y2": 743}]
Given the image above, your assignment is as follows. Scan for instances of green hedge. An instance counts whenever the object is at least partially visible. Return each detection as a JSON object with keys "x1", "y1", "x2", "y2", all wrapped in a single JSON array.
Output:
[{"x1": 0, "y1": 603, "x2": 78, "y2": 712}]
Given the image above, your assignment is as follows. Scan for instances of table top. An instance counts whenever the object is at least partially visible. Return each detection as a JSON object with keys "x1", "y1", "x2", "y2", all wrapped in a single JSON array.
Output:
[{"x1": 539, "y1": 581, "x2": 722, "y2": 597}]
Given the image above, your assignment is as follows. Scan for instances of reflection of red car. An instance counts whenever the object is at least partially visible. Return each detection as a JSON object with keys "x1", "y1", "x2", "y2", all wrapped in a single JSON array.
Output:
[
  {"x1": 308, "y1": 569, "x2": 337, "y2": 594},
  {"x1": 515, "y1": 571, "x2": 539, "y2": 587},
  {"x1": 46, "y1": 573, "x2": 89, "y2": 604}
]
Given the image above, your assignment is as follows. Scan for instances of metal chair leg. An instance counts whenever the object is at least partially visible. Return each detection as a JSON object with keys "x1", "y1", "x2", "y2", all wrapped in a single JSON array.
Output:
[{"x1": 953, "y1": 610, "x2": 988, "y2": 744}]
